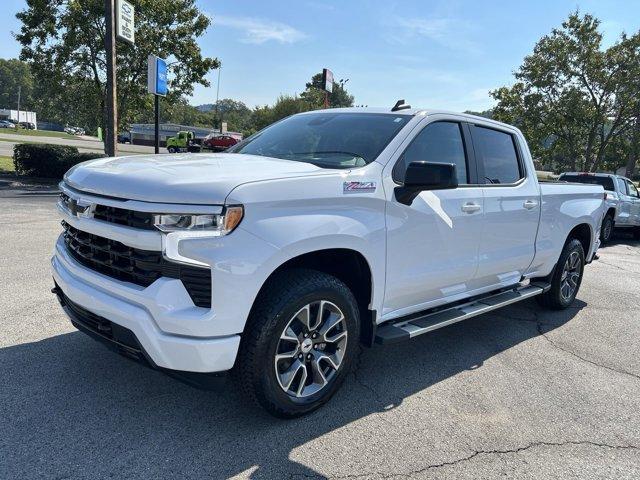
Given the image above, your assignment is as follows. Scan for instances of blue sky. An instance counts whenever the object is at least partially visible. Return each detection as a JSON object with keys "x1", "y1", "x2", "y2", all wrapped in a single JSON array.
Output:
[{"x1": 2, "y1": 0, "x2": 640, "y2": 111}]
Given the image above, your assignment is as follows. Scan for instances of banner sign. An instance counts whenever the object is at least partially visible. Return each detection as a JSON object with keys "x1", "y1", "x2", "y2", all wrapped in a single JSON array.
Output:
[
  {"x1": 322, "y1": 68, "x2": 333, "y2": 93},
  {"x1": 147, "y1": 55, "x2": 168, "y2": 96},
  {"x1": 116, "y1": 0, "x2": 135, "y2": 44}
]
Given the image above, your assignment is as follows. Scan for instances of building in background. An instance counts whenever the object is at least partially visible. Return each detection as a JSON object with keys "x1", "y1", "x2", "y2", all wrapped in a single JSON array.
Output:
[{"x1": 0, "y1": 109, "x2": 37, "y2": 128}]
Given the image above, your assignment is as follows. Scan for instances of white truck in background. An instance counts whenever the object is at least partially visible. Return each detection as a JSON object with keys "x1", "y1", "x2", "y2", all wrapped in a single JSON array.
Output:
[
  {"x1": 52, "y1": 106, "x2": 605, "y2": 417},
  {"x1": 558, "y1": 172, "x2": 640, "y2": 243}
]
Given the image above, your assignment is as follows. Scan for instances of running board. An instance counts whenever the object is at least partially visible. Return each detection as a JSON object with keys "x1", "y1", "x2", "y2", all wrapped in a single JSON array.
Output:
[{"x1": 375, "y1": 283, "x2": 549, "y2": 345}]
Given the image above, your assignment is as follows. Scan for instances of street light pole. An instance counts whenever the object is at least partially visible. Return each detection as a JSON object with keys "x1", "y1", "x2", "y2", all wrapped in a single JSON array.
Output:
[
  {"x1": 16, "y1": 85, "x2": 21, "y2": 129},
  {"x1": 214, "y1": 66, "x2": 221, "y2": 131},
  {"x1": 104, "y1": 0, "x2": 118, "y2": 156}
]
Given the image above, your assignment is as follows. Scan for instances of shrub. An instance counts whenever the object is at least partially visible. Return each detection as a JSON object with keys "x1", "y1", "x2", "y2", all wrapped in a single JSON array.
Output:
[{"x1": 13, "y1": 144, "x2": 106, "y2": 178}]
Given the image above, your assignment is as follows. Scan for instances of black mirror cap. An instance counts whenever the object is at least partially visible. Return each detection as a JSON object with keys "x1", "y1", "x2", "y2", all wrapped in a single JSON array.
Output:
[{"x1": 395, "y1": 162, "x2": 458, "y2": 205}]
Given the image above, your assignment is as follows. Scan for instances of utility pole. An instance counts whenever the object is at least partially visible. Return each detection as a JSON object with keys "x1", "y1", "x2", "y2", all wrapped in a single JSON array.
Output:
[
  {"x1": 16, "y1": 85, "x2": 21, "y2": 129},
  {"x1": 104, "y1": 0, "x2": 118, "y2": 156}
]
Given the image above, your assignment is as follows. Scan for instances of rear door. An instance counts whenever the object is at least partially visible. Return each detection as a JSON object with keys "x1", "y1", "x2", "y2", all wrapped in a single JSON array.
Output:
[
  {"x1": 383, "y1": 117, "x2": 485, "y2": 318},
  {"x1": 470, "y1": 125, "x2": 540, "y2": 289}
]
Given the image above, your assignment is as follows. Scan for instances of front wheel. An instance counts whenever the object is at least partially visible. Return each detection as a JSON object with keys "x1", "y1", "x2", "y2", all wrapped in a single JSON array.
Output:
[
  {"x1": 167, "y1": 146, "x2": 177, "y2": 153},
  {"x1": 235, "y1": 269, "x2": 360, "y2": 418},
  {"x1": 536, "y1": 238, "x2": 585, "y2": 310}
]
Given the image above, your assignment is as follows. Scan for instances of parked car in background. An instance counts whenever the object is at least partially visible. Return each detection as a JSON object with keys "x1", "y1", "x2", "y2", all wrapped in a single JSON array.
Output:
[
  {"x1": 0, "y1": 120, "x2": 14, "y2": 128},
  {"x1": 117, "y1": 132, "x2": 131, "y2": 143},
  {"x1": 559, "y1": 172, "x2": 640, "y2": 242},
  {"x1": 203, "y1": 133, "x2": 240, "y2": 151},
  {"x1": 52, "y1": 107, "x2": 605, "y2": 417},
  {"x1": 20, "y1": 122, "x2": 36, "y2": 130},
  {"x1": 64, "y1": 126, "x2": 85, "y2": 135}
]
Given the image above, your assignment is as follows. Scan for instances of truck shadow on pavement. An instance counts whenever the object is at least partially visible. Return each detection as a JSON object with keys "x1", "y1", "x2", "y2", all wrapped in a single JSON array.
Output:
[{"x1": 1, "y1": 298, "x2": 584, "y2": 479}]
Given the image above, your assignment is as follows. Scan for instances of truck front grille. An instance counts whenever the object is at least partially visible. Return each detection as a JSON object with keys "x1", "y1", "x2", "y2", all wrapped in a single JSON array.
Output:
[
  {"x1": 62, "y1": 221, "x2": 211, "y2": 308},
  {"x1": 93, "y1": 204, "x2": 156, "y2": 230}
]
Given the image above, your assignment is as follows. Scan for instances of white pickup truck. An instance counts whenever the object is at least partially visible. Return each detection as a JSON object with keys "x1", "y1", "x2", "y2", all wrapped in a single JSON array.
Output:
[
  {"x1": 52, "y1": 107, "x2": 605, "y2": 417},
  {"x1": 558, "y1": 172, "x2": 640, "y2": 243}
]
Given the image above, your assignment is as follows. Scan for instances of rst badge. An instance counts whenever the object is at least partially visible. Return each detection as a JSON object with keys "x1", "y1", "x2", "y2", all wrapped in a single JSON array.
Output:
[{"x1": 343, "y1": 181, "x2": 377, "y2": 194}]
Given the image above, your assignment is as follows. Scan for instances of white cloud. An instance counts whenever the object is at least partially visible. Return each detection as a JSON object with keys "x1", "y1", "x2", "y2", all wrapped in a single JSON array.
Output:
[
  {"x1": 213, "y1": 15, "x2": 307, "y2": 44},
  {"x1": 389, "y1": 16, "x2": 480, "y2": 54}
]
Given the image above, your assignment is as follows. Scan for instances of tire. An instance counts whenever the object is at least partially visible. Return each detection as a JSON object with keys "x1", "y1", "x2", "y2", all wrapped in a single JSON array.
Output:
[
  {"x1": 167, "y1": 146, "x2": 176, "y2": 153},
  {"x1": 600, "y1": 214, "x2": 614, "y2": 244},
  {"x1": 536, "y1": 238, "x2": 585, "y2": 310},
  {"x1": 235, "y1": 268, "x2": 360, "y2": 418}
]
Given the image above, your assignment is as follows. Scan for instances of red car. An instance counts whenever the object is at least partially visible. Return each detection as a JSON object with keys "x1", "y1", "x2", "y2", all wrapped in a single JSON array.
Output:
[{"x1": 203, "y1": 134, "x2": 240, "y2": 151}]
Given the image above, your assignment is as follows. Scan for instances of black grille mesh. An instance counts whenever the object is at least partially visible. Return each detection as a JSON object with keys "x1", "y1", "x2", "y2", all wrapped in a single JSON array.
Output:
[
  {"x1": 62, "y1": 221, "x2": 211, "y2": 308},
  {"x1": 93, "y1": 204, "x2": 156, "y2": 230}
]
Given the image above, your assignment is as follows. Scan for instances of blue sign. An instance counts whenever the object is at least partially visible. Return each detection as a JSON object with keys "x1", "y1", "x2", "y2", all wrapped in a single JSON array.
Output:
[{"x1": 156, "y1": 57, "x2": 167, "y2": 96}]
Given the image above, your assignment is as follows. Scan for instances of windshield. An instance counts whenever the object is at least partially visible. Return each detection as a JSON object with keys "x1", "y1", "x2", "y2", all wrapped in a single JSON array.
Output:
[
  {"x1": 229, "y1": 112, "x2": 411, "y2": 168},
  {"x1": 560, "y1": 174, "x2": 615, "y2": 191}
]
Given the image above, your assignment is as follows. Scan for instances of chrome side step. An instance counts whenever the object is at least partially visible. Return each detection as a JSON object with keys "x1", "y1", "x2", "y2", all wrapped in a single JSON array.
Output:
[{"x1": 374, "y1": 283, "x2": 549, "y2": 345}]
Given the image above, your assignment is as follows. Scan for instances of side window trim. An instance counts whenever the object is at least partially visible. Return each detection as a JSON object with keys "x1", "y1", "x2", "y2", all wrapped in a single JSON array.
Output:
[
  {"x1": 469, "y1": 124, "x2": 527, "y2": 187},
  {"x1": 392, "y1": 120, "x2": 471, "y2": 185}
]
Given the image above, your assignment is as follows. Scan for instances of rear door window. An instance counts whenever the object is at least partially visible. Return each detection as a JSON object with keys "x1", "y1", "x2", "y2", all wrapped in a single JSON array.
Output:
[{"x1": 471, "y1": 126, "x2": 523, "y2": 185}]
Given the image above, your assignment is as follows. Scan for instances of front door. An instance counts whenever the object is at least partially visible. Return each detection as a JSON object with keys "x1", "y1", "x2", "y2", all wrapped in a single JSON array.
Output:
[
  {"x1": 382, "y1": 119, "x2": 484, "y2": 319},
  {"x1": 625, "y1": 180, "x2": 640, "y2": 226}
]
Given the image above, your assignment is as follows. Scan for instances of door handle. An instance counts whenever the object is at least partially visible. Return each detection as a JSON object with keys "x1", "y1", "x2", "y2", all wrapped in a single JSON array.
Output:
[
  {"x1": 523, "y1": 199, "x2": 539, "y2": 210},
  {"x1": 461, "y1": 202, "x2": 481, "y2": 213}
]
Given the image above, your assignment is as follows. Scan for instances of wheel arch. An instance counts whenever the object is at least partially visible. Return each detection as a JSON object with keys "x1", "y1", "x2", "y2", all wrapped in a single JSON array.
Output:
[
  {"x1": 250, "y1": 248, "x2": 377, "y2": 346},
  {"x1": 567, "y1": 222, "x2": 592, "y2": 257}
]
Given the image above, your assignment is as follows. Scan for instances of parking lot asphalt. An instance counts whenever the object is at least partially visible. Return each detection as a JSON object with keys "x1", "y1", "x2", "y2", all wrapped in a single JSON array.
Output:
[{"x1": 1, "y1": 192, "x2": 639, "y2": 479}]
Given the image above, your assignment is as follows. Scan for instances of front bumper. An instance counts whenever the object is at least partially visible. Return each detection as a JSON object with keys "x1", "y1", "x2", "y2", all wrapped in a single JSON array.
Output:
[{"x1": 52, "y1": 236, "x2": 241, "y2": 373}]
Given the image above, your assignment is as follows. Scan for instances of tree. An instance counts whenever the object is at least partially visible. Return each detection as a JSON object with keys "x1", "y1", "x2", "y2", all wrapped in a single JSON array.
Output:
[
  {"x1": 0, "y1": 59, "x2": 33, "y2": 111},
  {"x1": 15, "y1": 0, "x2": 219, "y2": 134},
  {"x1": 491, "y1": 12, "x2": 640, "y2": 172},
  {"x1": 300, "y1": 73, "x2": 354, "y2": 108},
  {"x1": 252, "y1": 95, "x2": 312, "y2": 131}
]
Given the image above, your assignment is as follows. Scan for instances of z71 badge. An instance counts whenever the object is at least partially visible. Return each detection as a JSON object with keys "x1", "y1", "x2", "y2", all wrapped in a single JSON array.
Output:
[{"x1": 343, "y1": 181, "x2": 377, "y2": 194}]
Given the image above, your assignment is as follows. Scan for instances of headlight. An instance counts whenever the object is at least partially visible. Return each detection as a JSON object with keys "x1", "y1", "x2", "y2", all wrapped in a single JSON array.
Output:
[{"x1": 153, "y1": 205, "x2": 244, "y2": 235}]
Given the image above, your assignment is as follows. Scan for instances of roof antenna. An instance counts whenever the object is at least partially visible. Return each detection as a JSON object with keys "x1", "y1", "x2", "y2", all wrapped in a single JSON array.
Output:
[{"x1": 391, "y1": 99, "x2": 411, "y2": 112}]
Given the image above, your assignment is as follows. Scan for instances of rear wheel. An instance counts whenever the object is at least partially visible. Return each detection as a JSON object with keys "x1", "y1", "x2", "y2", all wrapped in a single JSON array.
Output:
[
  {"x1": 600, "y1": 214, "x2": 614, "y2": 244},
  {"x1": 167, "y1": 146, "x2": 177, "y2": 153},
  {"x1": 536, "y1": 238, "x2": 585, "y2": 310},
  {"x1": 235, "y1": 269, "x2": 360, "y2": 418}
]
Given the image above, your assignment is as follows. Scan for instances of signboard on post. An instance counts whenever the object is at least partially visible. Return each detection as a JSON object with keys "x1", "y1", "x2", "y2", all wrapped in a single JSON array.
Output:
[
  {"x1": 147, "y1": 55, "x2": 168, "y2": 96},
  {"x1": 148, "y1": 55, "x2": 168, "y2": 154},
  {"x1": 116, "y1": 0, "x2": 135, "y2": 44},
  {"x1": 322, "y1": 68, "x2": 334, "y2": 93}
]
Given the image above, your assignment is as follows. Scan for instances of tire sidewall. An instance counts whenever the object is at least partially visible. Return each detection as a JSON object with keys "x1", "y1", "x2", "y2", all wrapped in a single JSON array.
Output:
[
  {"x1": 601, "y1": 215, "x2": 613, "y2": 243},
  {"x1": 551, "y1": 239, "x2": 585, "y2": 308},
  {"x1": 253, "y1": 282, "x2": 360, "y2": 416}
]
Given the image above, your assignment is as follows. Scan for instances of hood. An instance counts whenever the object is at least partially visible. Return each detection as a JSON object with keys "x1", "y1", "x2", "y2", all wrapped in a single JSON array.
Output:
[{"x1": 64, "y1": 153, "x2": 336, "y2": 204}]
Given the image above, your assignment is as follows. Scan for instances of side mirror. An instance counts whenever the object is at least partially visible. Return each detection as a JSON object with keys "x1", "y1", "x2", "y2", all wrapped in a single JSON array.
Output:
[{"x1": 395, "y1": 161, "x2": 458, "y2": 205}]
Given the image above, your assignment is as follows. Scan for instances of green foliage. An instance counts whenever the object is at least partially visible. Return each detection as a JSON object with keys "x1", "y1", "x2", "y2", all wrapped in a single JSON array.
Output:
[
  {"x1": 491, "y1": 12, "x2": 640, "y2": 173},
  {"x1": 13, "y1": 143, "x2": 105, "y2": 178},
  {"x1": 15, "y1": 0, "x2": 219, "y2": 133},
  {"x1": 300, "y1": 73, "x2": 354, "y2": 108},
  {"x1": 252, "y1": 95, "x2": 313, "y2": 132},
  {"x1": 0, "y1": 59, "x2": 33, "y2": 110}
]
